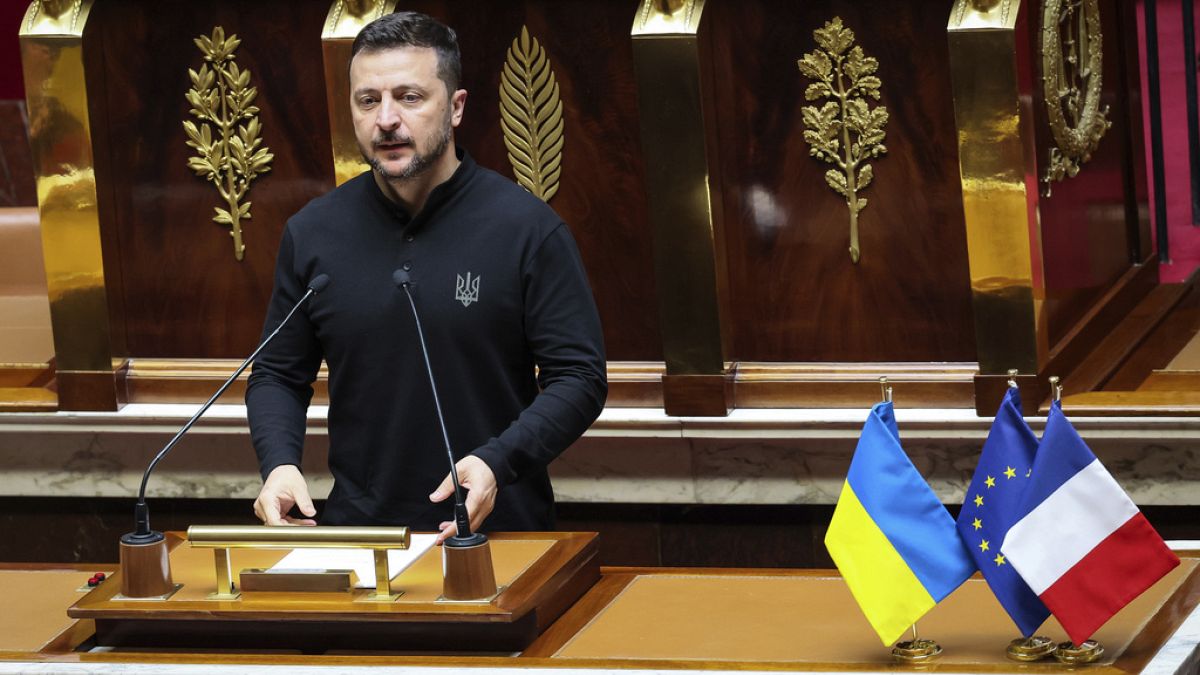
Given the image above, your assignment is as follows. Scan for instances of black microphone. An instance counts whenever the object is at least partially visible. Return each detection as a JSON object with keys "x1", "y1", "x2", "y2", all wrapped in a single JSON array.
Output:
[
  {"x1": 392, "y1": 269, "x2": 481, "y2": 545},
  {"x1": 123, "y1": 273, "x2": 331, "y2": 545}
]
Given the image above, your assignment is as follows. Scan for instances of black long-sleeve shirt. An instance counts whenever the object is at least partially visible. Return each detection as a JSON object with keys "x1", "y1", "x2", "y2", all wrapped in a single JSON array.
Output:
[{"x1": 246, "y1": 150, "x2": 607, "y2": 530}]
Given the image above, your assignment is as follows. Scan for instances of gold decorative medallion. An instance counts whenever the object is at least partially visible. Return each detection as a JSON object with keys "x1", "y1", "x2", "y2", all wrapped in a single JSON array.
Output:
[
  {"x1": 500, "y1": 26, "x2": 564, "y2": 202},
  {"x1": 1041, "y1": 0, "x2": 1110, "y2": 189},
  {"x1": 183, "y1": 27, "x2": 274, "y2": 261},
  {"x1": 798, "y1": 17, "x2": 888, "y2": 264}
]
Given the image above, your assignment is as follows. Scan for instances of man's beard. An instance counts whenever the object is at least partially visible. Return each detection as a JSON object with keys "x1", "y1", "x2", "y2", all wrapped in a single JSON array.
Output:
[{"x1": 363, "y1": 118, "x2": 452, "y2": 182}]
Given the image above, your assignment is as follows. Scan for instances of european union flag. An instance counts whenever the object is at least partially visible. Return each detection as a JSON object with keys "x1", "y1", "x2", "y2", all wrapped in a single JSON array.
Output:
[{"x1": 955, "y1": 388, "x2": 1050, "y2": 636}]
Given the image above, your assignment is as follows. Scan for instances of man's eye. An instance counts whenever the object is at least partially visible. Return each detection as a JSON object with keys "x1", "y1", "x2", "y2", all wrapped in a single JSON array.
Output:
[
  {"x1": 402, "y1": 94, "x2": 421, "y2": 104},
  {"x1": 359, "y1": 96, "x2": 377, "y2": 107}
]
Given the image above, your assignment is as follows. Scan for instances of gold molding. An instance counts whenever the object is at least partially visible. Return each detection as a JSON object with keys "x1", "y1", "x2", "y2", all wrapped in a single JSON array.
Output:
[
  {"x1": 948, "y1": 0, "x2": 1048, "y2": 375},
  {"x1": 184, "y1": 27, "x2": 274, "y2": 262},
  {"x1": 1041, "y1": 0, "x2": 1110, "y2": 189},
  {"x1": 797, "y1": 17, "x2": 888, "y2": 264},
  {"x1": 632, "y1": 0, "x2": 704, "y2": 35},
  {"x1": 500, "y1": 26, "x2": 564, "y2": 202},
  {"x1": 321, "y1": 0, "x2": 399, "y2": 186},
  {"x1": 631, "y1": 0, "x2": 731, "y2": 410},
  {"x1": 19, "y1": 0, "x2": 120, "y2": 410}
]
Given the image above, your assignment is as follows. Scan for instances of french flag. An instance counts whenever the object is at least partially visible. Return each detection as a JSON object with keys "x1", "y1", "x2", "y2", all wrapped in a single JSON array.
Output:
[{"x1": 1000, "y1": 402, "x2": 1179, "y2": 646}]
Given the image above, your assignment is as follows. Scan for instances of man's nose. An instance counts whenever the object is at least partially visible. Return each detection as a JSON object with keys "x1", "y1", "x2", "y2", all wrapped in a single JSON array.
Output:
[{"x1": 377, "y1": 98, "x2": 401, "y2": 130}]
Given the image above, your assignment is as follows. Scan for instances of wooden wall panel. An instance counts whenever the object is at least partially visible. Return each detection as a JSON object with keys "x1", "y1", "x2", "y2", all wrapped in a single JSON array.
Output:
[
  {"x1": 89, "y1": 0, "x2": 661, "y2": 363},
  {"x1": 91, "y1": 0, "x2": 335, "y2": 358},
  {"x1": 410, "y1": 0, "x2": 662, "y2": 362},
  {"x1": 1021, "y1": 0, "x2": 1150, "y2": 349},
  {"x1": 706, "y1": 0, "x2": 977, "y2": 363}
]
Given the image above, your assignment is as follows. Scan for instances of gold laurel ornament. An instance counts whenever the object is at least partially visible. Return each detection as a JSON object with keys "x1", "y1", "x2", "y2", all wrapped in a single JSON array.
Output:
[
  {"x1": 797, "y1": 17, "x2": 888, "y2": 264},
  {"x1": 183, "y1": 26, "x2": 274, "y2": 262},
  {"x1": 500, "y1": 26, "x2": 564, "y2": 202}
]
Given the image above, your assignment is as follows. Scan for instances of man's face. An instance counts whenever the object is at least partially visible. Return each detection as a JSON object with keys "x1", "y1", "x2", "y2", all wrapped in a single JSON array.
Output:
[{"x1": 349, "y1": 46, "x2": 466, "y2": 181}]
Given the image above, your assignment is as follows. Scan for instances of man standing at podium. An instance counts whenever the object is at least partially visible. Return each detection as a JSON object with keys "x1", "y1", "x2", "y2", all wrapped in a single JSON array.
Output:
[{"x1": 245, "y1": 12, "x2": 606, "y2": 542}]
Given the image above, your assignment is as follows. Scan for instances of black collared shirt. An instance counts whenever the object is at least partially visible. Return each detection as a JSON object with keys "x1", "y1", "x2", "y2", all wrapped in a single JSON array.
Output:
[{"x1": 246, "y1": 150, "x2": 607, "y2": 530}]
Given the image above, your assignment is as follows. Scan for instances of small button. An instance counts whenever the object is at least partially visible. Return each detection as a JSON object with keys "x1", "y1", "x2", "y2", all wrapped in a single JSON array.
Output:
[
  {"x1": 405, "y1": 234, "x2": 414, "y2": 242},
  {"x1": 402, "y1": 261, "x2": 412, "y2": 271}
]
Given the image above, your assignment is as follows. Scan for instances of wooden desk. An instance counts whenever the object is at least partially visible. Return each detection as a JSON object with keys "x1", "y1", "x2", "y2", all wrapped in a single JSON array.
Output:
[{"x1": 1, "y1": 549, "x2": 1197, "y2": 673}]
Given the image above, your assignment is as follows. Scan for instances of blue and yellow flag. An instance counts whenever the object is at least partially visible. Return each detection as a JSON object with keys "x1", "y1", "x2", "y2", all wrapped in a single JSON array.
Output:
[{"x1": 825, "y1": 401, "x2": 976, "y2": 645}]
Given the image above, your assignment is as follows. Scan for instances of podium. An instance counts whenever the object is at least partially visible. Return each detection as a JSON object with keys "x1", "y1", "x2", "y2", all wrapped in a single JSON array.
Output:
[{"x1": 67, "y1": 531, "x2": 599, "y2": 652}]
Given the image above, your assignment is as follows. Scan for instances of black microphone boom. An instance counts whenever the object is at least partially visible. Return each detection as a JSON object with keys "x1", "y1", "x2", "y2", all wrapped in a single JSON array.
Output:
[
  {"x1": 124, "y1": 273, "x2": 331, "y2": 544},
  {"x1": 391, "y1": 269, "x2": 479, "y2": 544}
]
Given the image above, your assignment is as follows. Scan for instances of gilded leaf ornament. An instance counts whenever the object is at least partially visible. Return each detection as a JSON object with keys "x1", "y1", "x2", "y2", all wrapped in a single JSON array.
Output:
[
  {"x1": 183, "y1": 26, "x2": 274, "y2": 262},
  {"x1": 1041, "y1": 0, "x2": 1110, "y2": 192},
  {"x1": 500, "y1": 26, "x2": 564, "y2": 202},
  {"x1": 797, "y1": 17, "x2": 888, "y2": 264}
]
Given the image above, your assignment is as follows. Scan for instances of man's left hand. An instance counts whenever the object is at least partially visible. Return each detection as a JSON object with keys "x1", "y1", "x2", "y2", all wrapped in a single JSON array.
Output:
[{"x1": 429, "y1": 455, "x2": 497, "y2": 544}]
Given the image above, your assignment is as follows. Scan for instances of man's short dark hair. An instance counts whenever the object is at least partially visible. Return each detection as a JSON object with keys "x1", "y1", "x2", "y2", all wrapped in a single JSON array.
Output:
[{"x1": 351, "y1": 12, "x2": 461, "y2": 93}]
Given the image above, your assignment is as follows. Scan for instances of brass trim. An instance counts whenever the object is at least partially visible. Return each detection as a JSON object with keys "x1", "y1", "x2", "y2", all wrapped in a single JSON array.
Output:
[
  {"x1": 187, "y1": 525, "x2": 411, "y2": 549},
  {"x1": 500, "y1": 26, "x2": 564, "y2": 202},
  {"x1": 1041, "y1": 0, "x2": 1110, "y2": 189},
  {"x1": 322, "y1": 0, "x2": 399, "y2": 186},
  {"x1": 798, "y1": 17, "x2": 888, "y2": 264},
  {"x1": 19, "y1": 0, "x2": 119, "y2": 411},
  {"x1": 948, "y1": 0, "x2": 1047, "y2": 374},
  {"x1": 184, "y1": 27, "x2": 274, "y2": 261},
  {"x1": 631, "y1": 0, "x2": 728, "y2": 377}
]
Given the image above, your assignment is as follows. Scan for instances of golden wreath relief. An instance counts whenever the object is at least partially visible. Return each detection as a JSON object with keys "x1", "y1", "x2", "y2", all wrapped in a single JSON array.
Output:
[
  {"x1": 798, "y1": 17, "x2": 888, "y2": 264},
  {"x1": 183, "y1": 27, "x2": 274, "y2": 262},
  {"x1": 1041, "y1": 0, "x2": 1110, "y2": 190}
]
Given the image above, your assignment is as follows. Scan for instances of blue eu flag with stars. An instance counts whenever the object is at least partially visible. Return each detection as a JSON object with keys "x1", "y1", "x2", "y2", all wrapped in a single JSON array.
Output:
[{"x1": 955, "y1": 388, "x2": 1050, "y2": 636}]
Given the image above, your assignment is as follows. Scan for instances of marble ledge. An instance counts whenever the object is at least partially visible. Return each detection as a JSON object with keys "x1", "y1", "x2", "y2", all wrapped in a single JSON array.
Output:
[
  {"x1": 3, "y1": 404, "x2": 1200, "y2": 440},
  {"x1": 0, "y1": 405, "x2": 1197, "y2": 506}
]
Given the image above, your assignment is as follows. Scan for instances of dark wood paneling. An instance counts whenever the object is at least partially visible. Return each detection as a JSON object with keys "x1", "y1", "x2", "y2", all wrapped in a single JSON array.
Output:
[
  {"x1": 708, "y1": 0, "x2": 976, "y2": 362},
  {"x1": 365, "y1": 1, "x2": 662, "y2": 362},
  {"x1": 90, "y1": 1, "x2": 660, "y2": 362},
  {"x1": 1023, "y1": 0, "x2": 1149, "y2": 349},
  {"x1": 0, "y1": 100, "x2": 36, "y2": 207},
  {"x1": 91, "y1": 1, "x2": 335, "y2": 358}
]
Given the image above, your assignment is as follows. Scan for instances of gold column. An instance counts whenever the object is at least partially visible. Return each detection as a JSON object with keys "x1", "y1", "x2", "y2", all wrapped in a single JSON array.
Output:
[
  {"x1": 947, "y1": 0, "x2": 1047, "y2": 411},
  {"x1": 322, "y1": 0, "x2": 398, "y2": 186},
  {"x1": 631, "y1": 0, "x2": 733, "y2": 416},
  {"x1": 20, "y1": 0, "x2": 121, "y2": 411}
]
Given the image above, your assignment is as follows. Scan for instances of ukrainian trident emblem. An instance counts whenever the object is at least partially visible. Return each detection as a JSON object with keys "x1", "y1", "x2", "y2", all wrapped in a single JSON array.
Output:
[{"x1": 455, "y1": 272, "x2": 480, "y2": 307}]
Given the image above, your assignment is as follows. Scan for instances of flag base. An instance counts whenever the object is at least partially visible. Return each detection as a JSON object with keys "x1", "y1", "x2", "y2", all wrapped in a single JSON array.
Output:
[
  {"x1": 1054, "y1": 640, "x2": 1103, "y2": 664},
  {"x1": 1006, "y1": 635, "x2": 1056, "y2": 661},
  {"x1": 891, "y1": 638, "x2": 942, "y2": 663}
]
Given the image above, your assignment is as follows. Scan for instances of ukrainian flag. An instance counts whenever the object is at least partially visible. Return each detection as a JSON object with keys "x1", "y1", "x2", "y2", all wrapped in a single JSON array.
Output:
[{"x1": 825, "y1": 401, "x2": 976, "y2": 645}]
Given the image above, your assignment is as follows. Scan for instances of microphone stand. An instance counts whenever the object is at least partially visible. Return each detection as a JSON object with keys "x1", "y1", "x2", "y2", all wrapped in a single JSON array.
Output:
[
  {"x1": 117, "y1": 275, "x2": 329, "y2": 598},
  {"x1": 393, "y1": 270, "x2": 497, "y2": 601}
]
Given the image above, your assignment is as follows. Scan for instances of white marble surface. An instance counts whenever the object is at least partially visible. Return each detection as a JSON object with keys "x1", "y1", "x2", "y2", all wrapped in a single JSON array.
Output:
[{"x1": 0, "y1": 406, "x2": 1197, "y2": 506}]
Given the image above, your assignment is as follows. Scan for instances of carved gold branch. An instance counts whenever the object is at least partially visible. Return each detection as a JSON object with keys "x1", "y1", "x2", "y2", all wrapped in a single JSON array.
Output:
[
  {"x1": 500, "y1": 26, "x2": 564, "y2": 202},
  {"x1": 798, "y1": 17, "x2": 888, "y2": 264},
  {"x1": 183, "y1": 26, "x2": 274, "y2": 262},
  {"x1": 1041, "y1": 0, "x2": 1110, "y2": 191}
]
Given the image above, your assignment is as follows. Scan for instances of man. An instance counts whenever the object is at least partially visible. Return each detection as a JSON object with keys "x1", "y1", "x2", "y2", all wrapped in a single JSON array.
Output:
[{"x1": 246, "y1": 12, "x2": 606, "y2": 543}]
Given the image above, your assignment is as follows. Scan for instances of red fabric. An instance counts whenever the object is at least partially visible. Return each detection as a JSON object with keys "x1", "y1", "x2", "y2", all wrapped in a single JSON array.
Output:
[{"x1": 1039, "y1": 513, "x2": 1179, "y2": 645}]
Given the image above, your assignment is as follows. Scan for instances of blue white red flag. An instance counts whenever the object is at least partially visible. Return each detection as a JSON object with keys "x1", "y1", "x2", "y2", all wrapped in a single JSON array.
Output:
[{"x1": 1000, "y1": 402, "x2": 1179, "y2": 645}]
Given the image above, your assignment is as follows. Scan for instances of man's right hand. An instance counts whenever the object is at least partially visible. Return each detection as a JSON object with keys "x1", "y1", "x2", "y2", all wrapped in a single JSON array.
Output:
[{"x1": 253, "y1": 465, "x2": 317, "y2": 526}]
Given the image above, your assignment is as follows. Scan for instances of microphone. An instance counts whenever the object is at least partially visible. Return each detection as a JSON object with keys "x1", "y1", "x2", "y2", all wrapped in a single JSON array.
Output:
[
  {"x1": 393, "y1": 269, "x2": 497, "y2": 600},
  {"x1": 117, "y1": 273, "x2": 330, "y2": 598}
]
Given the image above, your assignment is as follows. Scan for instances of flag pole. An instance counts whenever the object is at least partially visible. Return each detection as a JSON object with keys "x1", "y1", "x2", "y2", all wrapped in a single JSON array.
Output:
[
  {"x1": 1049, "y1": 375, "x2": 1063, "y2": 403},
  {"x1": 1001, "y1": 369, "x2": 1059, "y2": 662},
  {"x1": 879, "y1": 376, "x2": 892, "y2": 403}
]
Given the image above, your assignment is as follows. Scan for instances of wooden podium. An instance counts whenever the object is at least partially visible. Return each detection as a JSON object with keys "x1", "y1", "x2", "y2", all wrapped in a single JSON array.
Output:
[{"x1": 67, "y1": 531, "x2": 599, "y2": 652}]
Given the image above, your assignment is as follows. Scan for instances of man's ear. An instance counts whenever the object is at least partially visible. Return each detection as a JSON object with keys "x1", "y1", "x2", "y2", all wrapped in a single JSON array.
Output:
[{"x1": 450, "y1": 88, "x2": 468, "y2": 127}]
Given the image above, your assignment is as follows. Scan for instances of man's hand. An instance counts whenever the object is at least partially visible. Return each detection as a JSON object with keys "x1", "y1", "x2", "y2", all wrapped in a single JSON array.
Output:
[
  {"x1": 254, "y1": 464, "x2": 317, "y2": 526},
  {"x1": 429, "y1": 455, "x2": 497, "y2": 544}
]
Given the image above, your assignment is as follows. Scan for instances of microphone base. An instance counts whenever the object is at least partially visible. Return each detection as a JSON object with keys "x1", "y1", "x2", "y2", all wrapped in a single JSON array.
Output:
[
  {"x1": 442, "y1": 534, "x2": 497, "y2": 601},
  {"x1": 118, "y1": 530, "x2": 175, "y2": 598}
]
